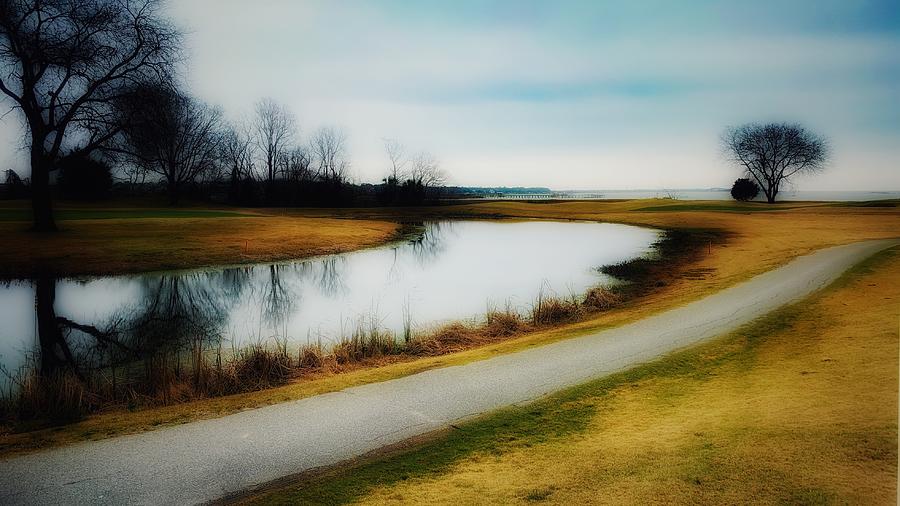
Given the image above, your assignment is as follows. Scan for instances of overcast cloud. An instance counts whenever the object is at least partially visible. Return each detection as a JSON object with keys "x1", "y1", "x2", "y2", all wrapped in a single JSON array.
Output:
[{"x1": 2, "y1": 0, "x2": 898, "y2": 189}]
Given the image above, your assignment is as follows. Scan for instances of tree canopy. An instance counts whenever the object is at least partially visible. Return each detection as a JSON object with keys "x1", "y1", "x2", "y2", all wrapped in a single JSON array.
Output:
[
  {"x1": 0, "y1": 0, "x2": 180, "y2": 230},
  {"x1": 722, "y1": 122, "x2": 828, "y2": 203}
]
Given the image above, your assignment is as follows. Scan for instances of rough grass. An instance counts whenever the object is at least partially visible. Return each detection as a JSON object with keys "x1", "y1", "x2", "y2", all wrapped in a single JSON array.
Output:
[
  {"x1": 0, "y1": 211, "x2": 401, "y2": 278},
  {"x1": 246, "y1": 247, "x2": 899, "y2": 506}
]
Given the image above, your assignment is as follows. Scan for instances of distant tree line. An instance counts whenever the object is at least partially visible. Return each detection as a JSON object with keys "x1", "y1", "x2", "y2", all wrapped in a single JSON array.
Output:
[
  {"x1": 0, "y1": 0, "x2": 836, "y2": 229},
  {"x1": 0, "y1": 0, "x2": 449, "y2": 231}
]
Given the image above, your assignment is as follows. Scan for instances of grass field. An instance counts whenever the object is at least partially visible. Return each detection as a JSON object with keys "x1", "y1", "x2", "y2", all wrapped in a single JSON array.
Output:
[
  {"x1": 0, "y1": 199, "x2": 898, "y2": 456},
  {"x1": 247, "y1": 246, "x2": 899, "y2": 505},
  {"x1": 0, "y1": 208, "x2": 251, "y2": 221},
  {"x1": 634, "y1": 203, "x2": 802, "y2": 212},
  {"x1": 0, "y1": 204, "x2": 402, "y2": 278}
]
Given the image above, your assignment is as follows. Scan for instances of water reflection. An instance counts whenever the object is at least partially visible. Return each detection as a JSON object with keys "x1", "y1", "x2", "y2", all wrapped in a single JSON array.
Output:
[
  {"x1": 0, "y1": 220, "x2": 660, "y2": 378},
  {"x1": 33, "y1": 275, "x2": 133, "y2": 379}
]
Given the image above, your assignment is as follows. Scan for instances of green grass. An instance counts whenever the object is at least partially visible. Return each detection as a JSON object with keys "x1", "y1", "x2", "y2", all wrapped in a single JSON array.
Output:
[
  {"x1": 0, "y1": 208, "x2": 252, "y2": 221},
  {"x1": 829, "y1": 199, "x2": 899, "y2": 208}
]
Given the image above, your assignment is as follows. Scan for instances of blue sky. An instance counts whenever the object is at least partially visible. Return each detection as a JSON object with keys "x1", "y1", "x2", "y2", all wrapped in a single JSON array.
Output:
[{"x1": 2, "y1": 0, "x2": 898, "y2": 189}]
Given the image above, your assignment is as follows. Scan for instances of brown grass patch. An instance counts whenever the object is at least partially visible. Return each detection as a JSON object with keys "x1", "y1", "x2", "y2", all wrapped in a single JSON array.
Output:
[
  {"x1": 0, "y1": 210, "x2": 401, "y2": 278},
  {"x1": 252, "y1": 247, "x2": 899, "y2": 505}
]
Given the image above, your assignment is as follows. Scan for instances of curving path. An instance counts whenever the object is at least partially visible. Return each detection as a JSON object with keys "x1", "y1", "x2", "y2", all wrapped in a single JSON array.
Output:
[{"x1": 1, "y1": 239, "x2": 896, "y2": 505}]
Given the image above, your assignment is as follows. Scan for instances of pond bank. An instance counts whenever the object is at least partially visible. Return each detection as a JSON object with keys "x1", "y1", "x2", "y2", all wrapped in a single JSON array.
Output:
[
  {"x1": 0, "y1": 222, "x2": 668, "y2": 428},
  {"x1": 0, "y1": 224, "x2": 709, "y2": 454},
  {"x1": 249, "y1": 245, "x2": 899, "y2": 505},
  {"x1": 2, "y1": 240, "x2": 894, "y2": 505},
  {"x1": 1, "y1": 201, "x2": 898, "y2": 455}
]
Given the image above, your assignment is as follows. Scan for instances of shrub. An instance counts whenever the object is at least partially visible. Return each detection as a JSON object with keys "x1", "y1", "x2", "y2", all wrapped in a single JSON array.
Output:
[{"x1": 730, "y1": 178, "x2": 760, "y2": 202}]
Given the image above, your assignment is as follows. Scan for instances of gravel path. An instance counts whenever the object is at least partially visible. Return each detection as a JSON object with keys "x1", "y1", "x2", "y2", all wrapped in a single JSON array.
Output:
[{"x1": 1, "y1": 239, "x2": 895, "y2": 505}]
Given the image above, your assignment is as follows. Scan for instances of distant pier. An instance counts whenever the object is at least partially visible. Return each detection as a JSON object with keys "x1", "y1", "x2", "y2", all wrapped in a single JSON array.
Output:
[{"x1": 481, "y1": 192, "x2": 605, "y2": 200}]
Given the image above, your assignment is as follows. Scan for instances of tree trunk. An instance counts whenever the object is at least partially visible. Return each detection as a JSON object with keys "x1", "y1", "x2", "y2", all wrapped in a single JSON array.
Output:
[
  {"x1": 30, "y1": 151, "x2": 57, "y2": 232},
  {"x1": 167, "y1": 179, "x2": 179, "y2": 205},
  {"x1": 762, "y1": 185, "x2": 777, "y2": 204}
]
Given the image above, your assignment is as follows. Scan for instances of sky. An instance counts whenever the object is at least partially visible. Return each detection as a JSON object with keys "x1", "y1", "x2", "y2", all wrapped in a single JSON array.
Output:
[{"x1": 2, "y1": 0, "x2": 898, "y2": 189}]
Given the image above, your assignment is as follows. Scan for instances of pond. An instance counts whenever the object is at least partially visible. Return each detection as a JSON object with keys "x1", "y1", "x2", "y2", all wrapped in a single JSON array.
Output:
[{"x1": 0, "y1": 220, "x2": 660, "y2": 377}]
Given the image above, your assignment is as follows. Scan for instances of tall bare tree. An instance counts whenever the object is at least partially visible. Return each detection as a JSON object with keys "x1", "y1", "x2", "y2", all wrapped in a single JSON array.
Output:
[
  {"x1": 0, "y1": 0, "x2": 180, "y2": 231},
  {"x1": 383, "y1": 138, "x2": 406, "y2": 182},
  {"x1": 118, "y1": 85, "x2": 223, "y2": 204},
  {"x1": 722, "y1": 122, "x2": 828, "y2": 203},
  {"x1": 311, "y1": 126, "x2": 349, "y2": 184},
  {"x1": 253, "y1": 97, "x2": 295, "y2": 185}
]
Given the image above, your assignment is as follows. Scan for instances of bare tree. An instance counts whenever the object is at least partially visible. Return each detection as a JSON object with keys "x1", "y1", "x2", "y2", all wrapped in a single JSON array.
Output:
[
  {"x1": 253, "y1": 97, "x2": 295, "y2": 184},
  {"x1": 260, "y1": 264, "x2": 295, "y2": 327},
  {"x1": 409, "y1": 150, "x2": 446, "y2": 190},
  {"x1": 383, "y1": 138, "x2": 406, "y2": 182},
  {"x1": 118, "y1": 85, "x2": 223, "y2": 204},
  {"x1": 283, "y1": 145, "x2": 313, "y2": 183},
  {"x1": 221, "y1": 121, "x2": 256, "y2": 183},
  {"x1": 722, "y1": 122, "x2": 828, "y2": 203},
  {"x1": 0, "y1": 0, "x2": 180, "y2": 231},
  {"x1": 311, "y1": 126, "x2": 349, "y2": 184}
]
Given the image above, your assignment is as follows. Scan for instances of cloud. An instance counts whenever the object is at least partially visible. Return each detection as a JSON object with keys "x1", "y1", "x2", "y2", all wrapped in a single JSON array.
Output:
[{"x1": 1, "y1": 0, "x2": 897, "y2": 190}]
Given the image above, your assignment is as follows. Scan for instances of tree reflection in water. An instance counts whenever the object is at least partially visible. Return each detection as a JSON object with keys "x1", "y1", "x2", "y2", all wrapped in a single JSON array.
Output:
[
  {"x1": 1, "y1": 220, "x2": 662, "y2": 424},
  {"x1": 1, "y1": 222, "x2": 454, "y2": 421}
]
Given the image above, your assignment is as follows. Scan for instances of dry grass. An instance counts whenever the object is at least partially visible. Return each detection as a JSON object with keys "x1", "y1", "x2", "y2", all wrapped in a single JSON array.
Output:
[
  {"x1": 0, "y1": 201, "x2": 898, "y2": 456},
  {"x1": 484, "y1": 306, "x2": 525, "y2": 337},
  {"x1": 248, "y1": 247, "x2": 899, "y2": 505},
  {"x1": 582, "y1": 286, "x2": 622, "y2": 311},
  {"x1": 0, "y1": 207, "x2": 400, "y2": 278},
  {"x1": 1, "y1": 340, "x2": 297, "y2": 427},
  {"x1": 530, "y1": 291, "x2": 582, "y2": 325},
  {"x1": 0, "y1": 278, "x2": 628, "y2": 441},
  {"x1": 11, "y1": 370, "x2": 88, "y2": 423}
]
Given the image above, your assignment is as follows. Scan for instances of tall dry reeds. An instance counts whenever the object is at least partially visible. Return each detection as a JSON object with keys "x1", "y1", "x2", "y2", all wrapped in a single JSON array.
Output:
[{"x1": 2, "y1": 265, "x2": 665, "y2": 428}]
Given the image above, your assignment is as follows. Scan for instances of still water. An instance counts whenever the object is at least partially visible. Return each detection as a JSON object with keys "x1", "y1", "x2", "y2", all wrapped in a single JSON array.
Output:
[{"x1": 0, "y1": 220, "x2": 660, "y2": 374}]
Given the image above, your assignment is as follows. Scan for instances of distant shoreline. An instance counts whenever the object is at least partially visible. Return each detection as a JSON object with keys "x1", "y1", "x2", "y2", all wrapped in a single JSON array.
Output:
[{"x1": 462, "y1": 189, "x2": 900, "y2": 202}]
